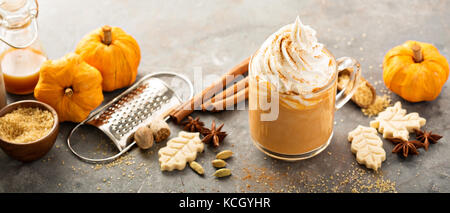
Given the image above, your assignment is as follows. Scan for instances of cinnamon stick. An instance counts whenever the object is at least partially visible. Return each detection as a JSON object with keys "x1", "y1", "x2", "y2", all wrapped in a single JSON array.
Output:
[
  {"x1": 160, "y1": 105, "x2": 177, "y2": 120},
  {"x1": 202, "y1": 77, "x2": 249, "y2": 111},
  {"x1": 210, "y1": 87, "x2": 249, "y2": 112},
  {"x1": 169, "y1": 57, "x2": 250, "y2": 123}
]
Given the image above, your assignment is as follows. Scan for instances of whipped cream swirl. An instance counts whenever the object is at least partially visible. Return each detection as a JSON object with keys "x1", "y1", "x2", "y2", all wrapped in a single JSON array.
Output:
[{"x1": 250, "y1": 17, "x2": 334, "y2": 95}]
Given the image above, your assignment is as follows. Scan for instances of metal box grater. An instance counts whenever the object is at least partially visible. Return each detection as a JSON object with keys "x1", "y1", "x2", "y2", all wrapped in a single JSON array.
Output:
[{"x1": 67, "y1": 72, "x2": 193, "y2": 163}]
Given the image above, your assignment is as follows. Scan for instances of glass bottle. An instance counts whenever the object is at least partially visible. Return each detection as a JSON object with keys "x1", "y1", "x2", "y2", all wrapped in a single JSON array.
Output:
[{"x1": 0, "y1": 0, "x2": 45, "y2": 96}]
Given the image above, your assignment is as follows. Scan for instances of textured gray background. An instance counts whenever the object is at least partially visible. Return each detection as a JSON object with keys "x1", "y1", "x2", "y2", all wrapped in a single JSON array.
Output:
[{"x1": 0, "y1": 0, "x2": 449, "y2": 192}]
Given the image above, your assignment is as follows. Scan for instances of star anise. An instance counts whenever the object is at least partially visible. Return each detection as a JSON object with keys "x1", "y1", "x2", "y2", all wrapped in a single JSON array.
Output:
[
  {"x1": 389, "y1": 138, "x2": 424, "y2": 158},
  {"x1": 201, "y1": 120, "x2": 227, "y2": 147},
  {"x1": 181, "y1": 116, "x2": 205, "y2": 132},
  {"x1": 415, "y1": 129, "x2": 442, "y2": 151}
]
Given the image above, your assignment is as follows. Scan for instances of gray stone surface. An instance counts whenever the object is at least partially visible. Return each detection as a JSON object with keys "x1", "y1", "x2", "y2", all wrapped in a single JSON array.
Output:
[{"x1": 0, "y1": 0, "x2": 449, "y2": 192}]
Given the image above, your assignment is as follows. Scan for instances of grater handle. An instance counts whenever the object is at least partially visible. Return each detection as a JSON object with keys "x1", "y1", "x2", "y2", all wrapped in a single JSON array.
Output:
[
  {"x1": 67, "y1": 115, "x2": 174, "y2": 163},
  {"x1": 151, "y1": 71, "x2": 194, "y2": 103},
  {"x1": 66, "y1": 121, "x2": 137, "y2": 163}
]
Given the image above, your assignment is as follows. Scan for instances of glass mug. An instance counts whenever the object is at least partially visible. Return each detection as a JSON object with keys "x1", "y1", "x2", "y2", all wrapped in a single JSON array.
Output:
[{"x1": 248, "y1": 49, "x2": 361, "y2": 161}]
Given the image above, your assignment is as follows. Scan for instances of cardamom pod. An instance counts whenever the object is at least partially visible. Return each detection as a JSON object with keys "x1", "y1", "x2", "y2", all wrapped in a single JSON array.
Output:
[
  {"x1": 213, "y1": 168, "x2": 231, "y2": 178},
  {"x1": 189, "y1": 161, "x2": 204, "y2": 175},
  {"x1": 216, "y1": 150, "x2": 233, "y2": 160},
  {"x1": 212, "y1": 159, "x2": 227, "y2": 168}
]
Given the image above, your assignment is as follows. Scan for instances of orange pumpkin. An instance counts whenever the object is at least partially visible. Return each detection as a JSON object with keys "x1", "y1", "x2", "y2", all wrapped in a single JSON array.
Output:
[
  {"x1": 34, "y1": 53, "x2": 104, "y2": 122},
  {"x1": 383, "y1": 40, "x2": 449, "y2": 102},
  {"x1": 75, "y1": 25, "x2": 141, "y2": 92}
]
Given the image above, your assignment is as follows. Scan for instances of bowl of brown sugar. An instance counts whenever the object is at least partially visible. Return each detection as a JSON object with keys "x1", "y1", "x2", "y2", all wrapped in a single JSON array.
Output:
[{"x1": 0, "y1": 100, "x2": 59, "y2": 162}]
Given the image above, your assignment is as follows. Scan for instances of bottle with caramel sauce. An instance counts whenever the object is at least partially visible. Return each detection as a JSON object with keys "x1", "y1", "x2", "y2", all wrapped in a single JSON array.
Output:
[{"x1": 0, "y1": 0, "x2": 45, "y2": 95}]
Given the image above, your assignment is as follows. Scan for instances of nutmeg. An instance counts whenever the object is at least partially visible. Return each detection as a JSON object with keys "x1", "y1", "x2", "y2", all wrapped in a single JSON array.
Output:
[
  {"x1": 149, "y1": 118, "x2": 171, "y2": 143},
  {"x1": 134, "y1": 126, "x2": 154, "y2": 149}
]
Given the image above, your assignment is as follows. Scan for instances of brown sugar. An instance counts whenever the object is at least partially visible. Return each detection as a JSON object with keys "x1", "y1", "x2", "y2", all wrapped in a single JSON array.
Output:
[
  {"x1": 352, "y1": 80, "x2": 376, "y2": 108},
  {"x1": 362, "y1": 95, "x2": 391, "y2": 117},
  {"x1": 0, "y1": 107, "x2": 54, "y2": 143},
  {"x1": 337, "y1": 72, "x2": 376, "y2": 108}
]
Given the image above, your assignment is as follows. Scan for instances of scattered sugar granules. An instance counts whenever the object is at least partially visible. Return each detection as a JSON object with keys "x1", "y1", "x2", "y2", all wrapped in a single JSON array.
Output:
[
  {"x1": 362, "y1": 95, "x2": 391, "y2": 117},
  {"x1": 240, "y1": 162, "x2": 397, "y2": 193}
]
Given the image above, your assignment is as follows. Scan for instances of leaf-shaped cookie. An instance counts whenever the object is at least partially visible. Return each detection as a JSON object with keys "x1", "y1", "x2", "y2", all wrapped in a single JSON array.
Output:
[
  {"x1": 158, "y1": 131, "x2": 204, "y2": 171},
  {"x1": 348, "y1": 125, "x2": 386, "y2": 171},
  {"x1": 370, "y1": 101, "x2": 426, "y2": 141}
]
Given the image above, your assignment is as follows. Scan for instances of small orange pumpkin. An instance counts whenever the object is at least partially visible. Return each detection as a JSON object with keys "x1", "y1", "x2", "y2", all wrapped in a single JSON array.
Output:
[
  {"x1": 75, "y1": 25, "x2": 141, "y2": 92},
  {"x1": 34, "y1": 53, "x2": 104, "y2": 122},
  {"x1": 383, "y1": 40, "x2": 449, "y2": 102}
]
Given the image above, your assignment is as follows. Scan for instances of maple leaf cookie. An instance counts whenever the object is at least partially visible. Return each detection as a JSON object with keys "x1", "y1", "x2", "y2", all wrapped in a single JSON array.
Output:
[{"x1": 370, "y1": 101, "x2": 426, "y2": 141}]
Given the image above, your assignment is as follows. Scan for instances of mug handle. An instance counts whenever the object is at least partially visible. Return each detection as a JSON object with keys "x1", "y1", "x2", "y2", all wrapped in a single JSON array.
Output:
[{"x1": 335, "y1": 57, "x2": 361, "y2": 110}]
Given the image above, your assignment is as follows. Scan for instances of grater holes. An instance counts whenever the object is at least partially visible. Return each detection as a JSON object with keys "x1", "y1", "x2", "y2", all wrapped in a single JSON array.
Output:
[{"x1": 97, "y1": 78, "x2": 178, "y2": 146}]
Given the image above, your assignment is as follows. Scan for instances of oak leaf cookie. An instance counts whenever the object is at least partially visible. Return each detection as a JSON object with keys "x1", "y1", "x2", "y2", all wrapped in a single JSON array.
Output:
[
  {"x1": 370, "y1": 101, "x2": 426, "y2": 141},
  {"x1": 348, "y1": 125, "x2": 386, "y2": 171},
  {"x1": 158, "y1": 131, "x2": 204, "y2": 171}
]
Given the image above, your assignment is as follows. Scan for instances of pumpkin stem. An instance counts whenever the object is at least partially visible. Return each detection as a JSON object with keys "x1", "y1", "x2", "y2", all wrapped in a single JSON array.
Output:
[
  {"x1": 65, "y1": 88, "x2": 74, "y2": 97},
  {"x1": 102, "y1": 25, "x2": 112, "y2": 45},
  {"x1": 412, "y1": 44, "x2": 423, "y2": 63}
]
